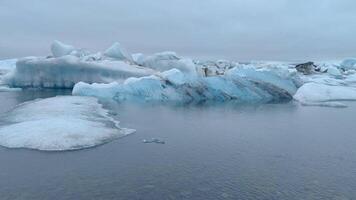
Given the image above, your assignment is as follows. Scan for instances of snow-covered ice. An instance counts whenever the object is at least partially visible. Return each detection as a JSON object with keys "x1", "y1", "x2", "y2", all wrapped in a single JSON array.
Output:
[{"x1": 0, "y1": 96, "x2": 134, "y2": 151}]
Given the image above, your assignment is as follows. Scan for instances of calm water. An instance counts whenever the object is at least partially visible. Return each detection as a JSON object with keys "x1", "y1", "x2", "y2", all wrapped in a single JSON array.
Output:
[{"x1": 0, "y1": 90, "x2": 356, "y2": 200}]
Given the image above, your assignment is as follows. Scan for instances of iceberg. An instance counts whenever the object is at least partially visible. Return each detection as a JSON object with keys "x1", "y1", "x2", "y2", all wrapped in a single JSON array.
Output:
[
  {"x1": 73, "y1": 67, "x2": 298, "y2": 103},
  {"x1": 5, "y1": 55, "x2": 156, "y2": 88},
  {"x1": 0, "y1": 96, "x2": 134, "y2": 151}
]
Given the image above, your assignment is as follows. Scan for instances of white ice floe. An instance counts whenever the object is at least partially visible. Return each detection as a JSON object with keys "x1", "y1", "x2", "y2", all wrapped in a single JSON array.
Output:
[
  {"x1": 73, "y1": 67, "x2": 298, "y2": 103},
  {"x1": 293, "y1": 82, "x2": 356, "y2": 107},
  {"x1": 0, "y1": 96, "x2": 134, "y2": 151}
]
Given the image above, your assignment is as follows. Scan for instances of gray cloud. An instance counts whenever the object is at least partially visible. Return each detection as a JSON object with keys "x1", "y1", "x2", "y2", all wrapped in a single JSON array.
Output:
[{"x1": 0, "y1": 0, "x2": 355, "y2": 61}]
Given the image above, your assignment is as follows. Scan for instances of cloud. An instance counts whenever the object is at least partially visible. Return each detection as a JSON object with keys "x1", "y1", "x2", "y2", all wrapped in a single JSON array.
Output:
[{"x1": 0, "y1": 0, "x2": 355, "y2": 61}]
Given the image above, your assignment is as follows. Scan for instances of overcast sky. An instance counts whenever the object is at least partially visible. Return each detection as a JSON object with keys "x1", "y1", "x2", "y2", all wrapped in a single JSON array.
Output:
[{"x1": 0, "y1": 0, "x2": 355, "y2": 61}]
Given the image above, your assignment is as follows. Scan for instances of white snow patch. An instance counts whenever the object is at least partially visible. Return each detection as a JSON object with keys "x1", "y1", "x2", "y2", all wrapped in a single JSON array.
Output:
[{"x1": 0, "y1": 96, "x2": 134, "y2": 151}]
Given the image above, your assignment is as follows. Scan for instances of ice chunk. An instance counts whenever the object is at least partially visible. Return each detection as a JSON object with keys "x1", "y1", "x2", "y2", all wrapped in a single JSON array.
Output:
[
  {"x1": 327, "y1": 66, "x2": 342, "y2": 77},
  {"x1": 142, "y1": 52, "x2": 196, "y2": 74},
  {"x1": 73, "y1": 68, "x2": 298, "y2": 103},
  {"x1": 5, "y1": 56, "x2": 156, "y2": 88},
  {"x1": 0, "y1": 96, "x2": 134, "y2": 151},
  {"x1": 159, "y1": 68, "x2": 186, "y2": 85},
  {"x1": 51, "y1": 40, "x2": 75, "y2": 58},
  {"x1": 132, "y1": 53, "x2": 145, "y2": 65},
  {"x1": 340, "y1": 58, "x2": 356, "y2": 70},
  {"x1": 104, "y1": 42, "x2": 133, "y2": 61},
  {"x1": 294, "y1": 82, "x2": 356, "y2": 106}
]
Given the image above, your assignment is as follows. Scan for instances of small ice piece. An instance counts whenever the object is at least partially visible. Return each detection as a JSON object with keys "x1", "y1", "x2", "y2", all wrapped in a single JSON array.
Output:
[
  {"x1": 104, "y1": 42, "x2": 133, "y2": 61},
  {"x1": 0, "y1": 96, "x2": 135, "y2": 151},
  {"x1": 51, "y1": 40, "x2": 75, "y2": 58},
  {"x1": 143, "y1": 138, "x2": 165, "y2": 144}
]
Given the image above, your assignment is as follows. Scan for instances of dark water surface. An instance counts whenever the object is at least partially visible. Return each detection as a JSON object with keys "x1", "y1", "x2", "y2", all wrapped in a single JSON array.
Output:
[{"x1": 0, "y1": 90, "x2": 356, "y2": 199}]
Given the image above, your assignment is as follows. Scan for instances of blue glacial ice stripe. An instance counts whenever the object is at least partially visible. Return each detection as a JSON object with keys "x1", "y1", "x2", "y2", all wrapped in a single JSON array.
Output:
[{"x1": 73, "y1": 67, "x2": 298, "y2": 103}]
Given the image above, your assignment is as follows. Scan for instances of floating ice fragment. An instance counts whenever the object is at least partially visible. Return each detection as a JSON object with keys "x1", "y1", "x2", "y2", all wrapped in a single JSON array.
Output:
[{"x1": 143, "y1": 138, "x2": 165, "y2": 144}]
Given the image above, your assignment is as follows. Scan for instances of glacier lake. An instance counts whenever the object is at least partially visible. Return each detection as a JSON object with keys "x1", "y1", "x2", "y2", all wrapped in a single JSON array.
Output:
[{"x1": 0, "y1": 90, "x2": 356, "y2": 199}]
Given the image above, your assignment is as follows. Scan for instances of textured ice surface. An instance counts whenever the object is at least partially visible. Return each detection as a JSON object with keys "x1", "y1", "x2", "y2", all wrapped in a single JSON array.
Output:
[
  {"x1": 0, "y1": 96, "x2": 134, "y2": 151},
  {"x1": 73, "y1": 67, "x2": 298, "y2": 103}
]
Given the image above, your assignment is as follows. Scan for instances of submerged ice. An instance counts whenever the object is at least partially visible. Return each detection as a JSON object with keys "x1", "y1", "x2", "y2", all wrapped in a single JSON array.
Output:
[{"x1": 0, "y1": 96, "x2": 134, "y2": 151}]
